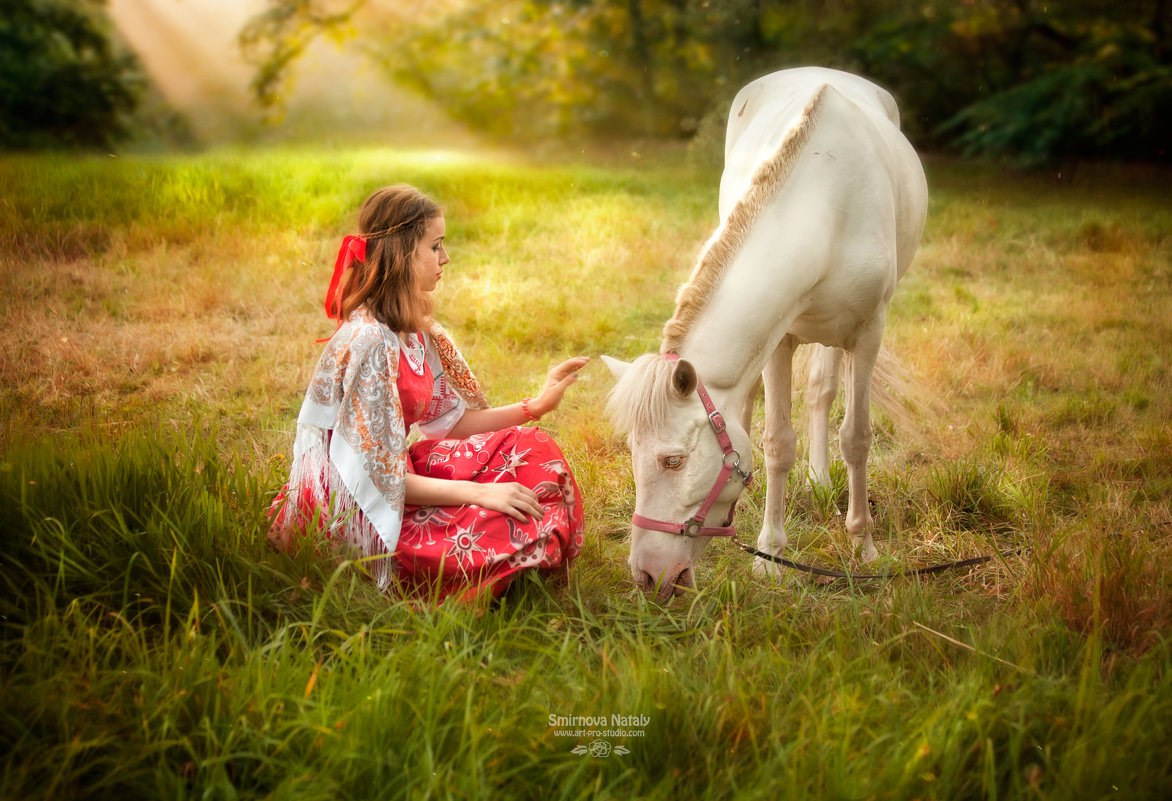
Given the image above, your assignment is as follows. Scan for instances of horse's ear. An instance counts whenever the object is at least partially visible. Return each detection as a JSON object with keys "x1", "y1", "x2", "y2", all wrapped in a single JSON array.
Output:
[
  {"x1": 600, "y1": 354, "x2": 630, "y2": 380},
  {"x1": 671, "y1": 359, "x2": 698, "y2": 398}
]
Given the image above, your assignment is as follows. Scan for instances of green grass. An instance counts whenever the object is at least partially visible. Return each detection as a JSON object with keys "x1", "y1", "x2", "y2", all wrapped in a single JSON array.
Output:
[{"x1": 2, "y1": 147, "x2": 1171, "y2": 799}]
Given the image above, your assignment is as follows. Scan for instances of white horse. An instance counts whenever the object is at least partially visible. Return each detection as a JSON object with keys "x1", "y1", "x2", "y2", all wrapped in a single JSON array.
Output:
[{"x1": 604, "y1": 67, "x2": 928, "y2": 603}]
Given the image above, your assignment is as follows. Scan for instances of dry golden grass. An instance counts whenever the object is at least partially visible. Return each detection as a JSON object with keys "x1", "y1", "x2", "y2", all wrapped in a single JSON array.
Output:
[
  {"x1": 0, "y1": 231, "x2": 321, "y2": 460},
  {"x1": 883, "y1": 162, "x2": 1172, "y2": 653}
]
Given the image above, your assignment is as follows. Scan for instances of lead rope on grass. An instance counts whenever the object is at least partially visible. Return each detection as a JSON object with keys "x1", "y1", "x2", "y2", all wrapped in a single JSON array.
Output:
[{"x1": 731, "y1": 537, "x2": 1025, "y2": 580}]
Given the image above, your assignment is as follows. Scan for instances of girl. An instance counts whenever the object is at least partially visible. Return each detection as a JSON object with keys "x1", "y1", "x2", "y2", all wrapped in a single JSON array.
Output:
[{"x1": 270, "y1": 185, "x2": 588, "y2": 601}]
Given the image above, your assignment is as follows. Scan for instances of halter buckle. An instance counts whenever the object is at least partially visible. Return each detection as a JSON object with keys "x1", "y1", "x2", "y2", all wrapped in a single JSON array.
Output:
[
  {"x1": 708, "y1": 410, "x2": 726, "y2": 435},
  {"x1": 683, "y1": 519, "x2": 703, "y2": 538}
]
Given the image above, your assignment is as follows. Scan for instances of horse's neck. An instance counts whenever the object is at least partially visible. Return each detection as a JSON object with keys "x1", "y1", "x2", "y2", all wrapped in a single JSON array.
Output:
[{"x1": 677, "y1": 201, "x2": 829, "y2": 402}]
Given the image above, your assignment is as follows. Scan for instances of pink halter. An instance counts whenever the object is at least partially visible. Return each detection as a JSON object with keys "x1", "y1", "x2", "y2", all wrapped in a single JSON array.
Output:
[{"x1": 630, "y1": 353, "x2": 752, "y2": 538}]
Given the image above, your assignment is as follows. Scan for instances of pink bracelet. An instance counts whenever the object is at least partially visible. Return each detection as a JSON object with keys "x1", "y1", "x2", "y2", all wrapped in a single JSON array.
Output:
[{"x1": 521, "y1": 397, "x2": 539, "y2": 422}]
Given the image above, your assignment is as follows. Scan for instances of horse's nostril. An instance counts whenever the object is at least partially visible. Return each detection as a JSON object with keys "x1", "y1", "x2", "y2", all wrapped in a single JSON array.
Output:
[
  {"x1": 671, "y1": 567, "x2": 694, "y2": 595},
  {"x1": 639, "y1": 571, "x2": 656, "y2": 592}
]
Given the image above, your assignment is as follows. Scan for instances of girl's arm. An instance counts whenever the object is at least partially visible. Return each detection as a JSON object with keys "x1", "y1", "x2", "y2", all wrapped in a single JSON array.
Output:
[
  {"x1": 404, "y1": 473, "x2": 542, "y2": 522},
  {"x1": 446, "y1": 356, "x2": 590, "y2": 439}
]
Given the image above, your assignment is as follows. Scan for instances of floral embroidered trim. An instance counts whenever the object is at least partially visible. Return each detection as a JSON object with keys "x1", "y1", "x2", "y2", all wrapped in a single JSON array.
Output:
[{"x1": 429, "y1": 321, "x2": 489, "y2": 410}]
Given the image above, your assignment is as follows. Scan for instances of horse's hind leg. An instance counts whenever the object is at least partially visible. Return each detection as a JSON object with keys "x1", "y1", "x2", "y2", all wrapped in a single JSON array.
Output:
[
  {"x1": 806, "y1": 344, "x2": 841, "y2": 487},
  {"x1": 841, "y1": 324, "x2": 882, "y2": 563},
  {"x1": 754, "y1": 335, "x2": 797, "y2": 577}
]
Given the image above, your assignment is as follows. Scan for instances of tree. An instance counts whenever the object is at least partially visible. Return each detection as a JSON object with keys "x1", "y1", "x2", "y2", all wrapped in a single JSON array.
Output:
[
  {"x1": 0, "y1": 0, "x2": 142, "y2": 149},
  {"x1": 241, "y1": 0, "x2": 1172, "y2": 162}
]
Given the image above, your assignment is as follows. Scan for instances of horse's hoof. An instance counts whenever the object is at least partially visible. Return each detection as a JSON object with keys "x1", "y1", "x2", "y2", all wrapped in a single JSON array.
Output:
[{"x1": 752, "y1": 555, "x2": 783, "y2": 579}]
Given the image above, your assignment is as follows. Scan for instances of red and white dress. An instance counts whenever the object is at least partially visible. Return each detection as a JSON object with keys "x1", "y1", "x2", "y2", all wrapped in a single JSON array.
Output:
[{"x1": 269, "y1": 307, "x2": 583, "y2": 601}]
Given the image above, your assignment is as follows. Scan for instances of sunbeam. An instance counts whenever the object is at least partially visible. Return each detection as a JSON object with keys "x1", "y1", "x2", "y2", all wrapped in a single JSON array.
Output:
[{"x1": 107, "y1": 0, "x2": 479, "y2": 147}]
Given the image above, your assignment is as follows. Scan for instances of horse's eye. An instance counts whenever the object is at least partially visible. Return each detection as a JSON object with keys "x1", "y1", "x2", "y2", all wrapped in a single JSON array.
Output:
[{"x1": 662, "y1": 455, "x2": 684, "y2": 469}]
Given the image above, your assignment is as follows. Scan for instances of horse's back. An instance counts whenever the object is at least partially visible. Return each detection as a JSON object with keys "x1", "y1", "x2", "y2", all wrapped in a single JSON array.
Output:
[
  {"x1": 725, "y1": 67, "x2": 899, "y2": 156},
  {"x1": 720, "y1": 68, "x2": 916, "y2": 220},
  {"x1": 720, "y1": 69, "x2": 925, "y2": 277}
]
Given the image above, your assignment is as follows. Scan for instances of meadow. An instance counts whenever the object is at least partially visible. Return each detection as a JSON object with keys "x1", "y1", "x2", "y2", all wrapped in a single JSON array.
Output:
[{"x1": 1, "y1": 145, "x2": 1170, "y2": 799}]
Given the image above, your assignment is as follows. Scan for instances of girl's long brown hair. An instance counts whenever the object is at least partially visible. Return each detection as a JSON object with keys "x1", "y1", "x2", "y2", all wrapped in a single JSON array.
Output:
[{"x1": 334, "y1": 185, "x2": 441, "y2": 334}]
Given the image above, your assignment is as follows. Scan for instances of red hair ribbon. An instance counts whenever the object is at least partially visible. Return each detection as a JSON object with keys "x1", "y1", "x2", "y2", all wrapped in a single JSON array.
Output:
[{"x1": 324, "y1": 235, "x2": 366, "y2": 321}]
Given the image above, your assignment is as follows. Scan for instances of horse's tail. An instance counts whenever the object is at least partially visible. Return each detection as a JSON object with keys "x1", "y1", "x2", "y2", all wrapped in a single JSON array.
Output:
[{"x1": 869, "y1": 344, "x2": 943, "y2": 437}]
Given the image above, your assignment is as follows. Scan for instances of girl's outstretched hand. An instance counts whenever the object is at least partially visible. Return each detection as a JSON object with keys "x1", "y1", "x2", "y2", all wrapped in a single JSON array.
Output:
[{"x1": 533, "y1": 356, "x2": 590, "y2": 417}]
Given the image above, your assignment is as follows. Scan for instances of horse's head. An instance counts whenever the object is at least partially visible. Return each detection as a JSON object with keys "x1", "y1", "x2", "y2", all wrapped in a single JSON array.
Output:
[{"x1": 603, "y1": 353, "x2": 753, "y2": 604}]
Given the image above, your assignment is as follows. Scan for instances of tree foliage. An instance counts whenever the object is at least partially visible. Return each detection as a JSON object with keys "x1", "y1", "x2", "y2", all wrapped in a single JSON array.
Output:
[
  {"x1": 0, "y1": 0, "x2": 142, "y2": 149},
  {"x1": 240, "y1": 0, "x2": 909, "y2": 140},
  {"x1": 855, "y1": 2, "x2": 1172, "y2": 163},
  {"x1": 242, "y1": 0, "x2": 1171, "y2": 163}
]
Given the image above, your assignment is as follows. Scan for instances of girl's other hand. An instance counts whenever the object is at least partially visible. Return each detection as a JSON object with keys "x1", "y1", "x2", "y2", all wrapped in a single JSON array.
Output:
[{"x1": 473, "y1": 482, "x2": 543, "y2": 522}]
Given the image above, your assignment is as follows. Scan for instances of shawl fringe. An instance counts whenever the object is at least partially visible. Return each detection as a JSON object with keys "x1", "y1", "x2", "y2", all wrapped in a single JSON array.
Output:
[{"x1": 269, "y1": 426, "x2": 395, "y2": 591}]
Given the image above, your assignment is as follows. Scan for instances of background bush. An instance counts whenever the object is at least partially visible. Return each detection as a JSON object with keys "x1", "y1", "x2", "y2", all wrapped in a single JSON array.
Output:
[{"x1": 0, "y1": 0, "x2": 142, "y2": 149}]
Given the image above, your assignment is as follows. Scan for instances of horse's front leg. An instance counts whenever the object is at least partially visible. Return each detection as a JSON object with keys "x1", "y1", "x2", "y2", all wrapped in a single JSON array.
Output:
[
  {"x1": 754, "y1": 335, "x2": 797, "y2": 577},
  {"x1": 841, "y1": 324, "x2": 882, "y2": 562},
  {"x1": 740, "y1": 375, "x2": 762, "y2": 433}
]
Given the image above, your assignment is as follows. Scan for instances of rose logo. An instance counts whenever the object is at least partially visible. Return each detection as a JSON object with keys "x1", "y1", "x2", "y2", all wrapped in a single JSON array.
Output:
[{"x1": 571, "y1": 741, "x2": 631, "y2": 758}]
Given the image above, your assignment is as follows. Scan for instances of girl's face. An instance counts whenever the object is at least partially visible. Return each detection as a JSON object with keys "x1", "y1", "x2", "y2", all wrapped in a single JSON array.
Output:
[{"x1": 413, "y1": 215, "x2": 448, "y2": 292}]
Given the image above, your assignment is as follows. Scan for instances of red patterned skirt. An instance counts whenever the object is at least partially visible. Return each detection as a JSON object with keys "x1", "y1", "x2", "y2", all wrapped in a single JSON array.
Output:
[{"x1": 393, "y1": 425, "x2": 583, "y2": 601}]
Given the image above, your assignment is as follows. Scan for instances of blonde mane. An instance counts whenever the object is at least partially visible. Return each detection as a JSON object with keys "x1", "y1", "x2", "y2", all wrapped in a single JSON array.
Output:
[{"x1": 662, "y1": 85, "x2": 827, "y2": 352}]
